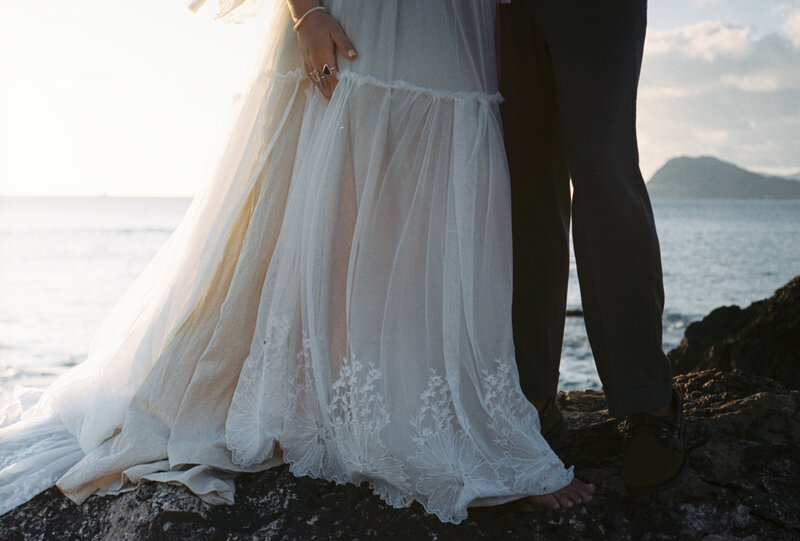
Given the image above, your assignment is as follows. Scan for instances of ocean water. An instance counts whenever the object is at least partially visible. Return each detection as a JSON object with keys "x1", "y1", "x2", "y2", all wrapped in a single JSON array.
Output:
[{"x1": 1, "y1": 197, "x2": 798, "y2": 407}]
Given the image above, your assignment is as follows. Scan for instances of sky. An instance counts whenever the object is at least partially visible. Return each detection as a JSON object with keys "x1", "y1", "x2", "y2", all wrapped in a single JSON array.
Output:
[
  {"x1": 642, "y1": 0, "x2": 800, "y2": 179},
  {"x1": 0, "y1": 0, "x2": 799, "y2": 197}
]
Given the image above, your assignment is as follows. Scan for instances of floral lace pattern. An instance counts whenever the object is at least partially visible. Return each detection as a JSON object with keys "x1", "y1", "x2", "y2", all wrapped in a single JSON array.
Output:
[
  {"x1": 327, "y1": 359, "x2": 413, "y2": 506},
  {"x1": 0, "y1": 417, "x2": 84, "y2": 516},
  {"x1": 214, "y1": 0, "x2": 270, "y2": 23},
  {"x1": 280, "y1": 336, "x2": 336, "y2": 478},
  {"x1": 481, "y1": 360, "x2": 572, "y2": 493},
  {"x1": 225, "y1": 316, "x2": 292, "y2": 467},
  {"x1": 409, "y1": 370, "x2": 505, "y2": 522},
  {"x1": 225, "y1": 317, "x2": 573, "y2": 524},
  {"x1": 187, "y1": 0, "x2": 271, "y2": 24}
]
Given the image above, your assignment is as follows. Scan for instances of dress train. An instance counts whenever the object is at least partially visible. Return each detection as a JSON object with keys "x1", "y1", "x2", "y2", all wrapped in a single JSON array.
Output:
[{"x1": 0, "y1": 0, "x2": 572, "y2": 524}]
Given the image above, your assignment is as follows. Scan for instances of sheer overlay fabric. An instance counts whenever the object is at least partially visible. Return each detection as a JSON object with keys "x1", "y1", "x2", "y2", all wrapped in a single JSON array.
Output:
[
  {"x1": 0, "y1": 0, "x2": 572, "y2": 524},
  {"x1": 187, "y1": 0, "x2": 272, "y2": 24}
]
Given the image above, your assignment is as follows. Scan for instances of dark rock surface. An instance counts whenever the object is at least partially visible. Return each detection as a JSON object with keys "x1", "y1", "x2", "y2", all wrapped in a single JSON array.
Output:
[
  {"x1": 2, "y1": 369, "x2": 798, "y2": 540},
  {"x1": 669, "y1": 276, "x2": 800, "y2": 390}
]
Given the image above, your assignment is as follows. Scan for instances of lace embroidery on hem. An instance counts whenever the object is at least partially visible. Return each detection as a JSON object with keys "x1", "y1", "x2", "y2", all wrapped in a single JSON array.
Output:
[{"x1": 225, "y1": 316, "x2": 572, "y2": 524}]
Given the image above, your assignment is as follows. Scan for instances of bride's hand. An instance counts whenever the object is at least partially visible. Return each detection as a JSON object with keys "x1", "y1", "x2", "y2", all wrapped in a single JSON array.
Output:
[{"x1": 290, "y1": 3, "x2": 357, "y2": 100}]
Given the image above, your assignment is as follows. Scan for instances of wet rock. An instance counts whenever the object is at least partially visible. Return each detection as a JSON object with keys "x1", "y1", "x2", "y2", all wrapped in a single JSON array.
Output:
[
  {"x1": 668, "y1": 276, "x2": 800, "y2": 389},
  {"x1": 1, "y1": 369, "x2": 797, "y2": 540}
]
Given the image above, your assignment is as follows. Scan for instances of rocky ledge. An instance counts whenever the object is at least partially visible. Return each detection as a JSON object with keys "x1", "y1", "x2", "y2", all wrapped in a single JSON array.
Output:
[
  {"x1": 2, "y1": 278, "x2": 799, "y2": 540},
  {"x1": 669, "y1": 276, "x2": 800, "y2": 390}
]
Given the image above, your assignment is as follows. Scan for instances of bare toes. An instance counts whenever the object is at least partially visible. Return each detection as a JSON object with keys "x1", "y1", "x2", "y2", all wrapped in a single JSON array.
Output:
[
  {"x1": 554, "y1": 492, "x2": 574, "y2": 508},
  {"x1": 579, "y1": 481, "x2": 596, "y2": 494},
  {"x1": 527, "y1": 494, "x2": 560, "y2": 510},
  {"x1": 561, "y1": 487, "x2": 581, "y2": 504},
  {"x1": 565, "y1": 479, "x2": 595, "y2": 506},
  {"x1": 526, "y1": 478, "x2": 597, "y2": 512}
]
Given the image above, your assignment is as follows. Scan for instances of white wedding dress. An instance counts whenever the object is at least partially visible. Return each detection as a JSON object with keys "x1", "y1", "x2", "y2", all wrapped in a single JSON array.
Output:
[{"x1": 0, "y1": 0, "x2": 572, "y2": 524}]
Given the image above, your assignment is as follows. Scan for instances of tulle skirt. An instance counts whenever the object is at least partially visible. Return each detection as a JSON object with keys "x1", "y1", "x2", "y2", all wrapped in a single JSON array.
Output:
[{"x1": 0, "y1": 0, "x2": 572, "y2": 524}]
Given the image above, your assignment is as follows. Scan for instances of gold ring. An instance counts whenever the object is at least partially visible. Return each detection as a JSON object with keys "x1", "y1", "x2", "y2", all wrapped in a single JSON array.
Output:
[
  {"x1": 322, "y1": 63, "x2": 338, "y2": 77},
  {"x1": 308, "y1": 69, "x2": 324, "y2": 89}
]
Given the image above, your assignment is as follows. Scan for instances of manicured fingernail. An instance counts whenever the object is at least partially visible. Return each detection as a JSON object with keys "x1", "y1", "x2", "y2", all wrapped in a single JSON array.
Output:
[{"x1": 347, "y1": 49, "x2": 357, "y2": 58}]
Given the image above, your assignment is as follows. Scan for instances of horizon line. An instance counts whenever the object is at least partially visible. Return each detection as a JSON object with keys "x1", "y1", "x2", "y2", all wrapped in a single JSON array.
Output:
[{"x1": 0, "y1": 194, "x2": 195, "y2": 199}]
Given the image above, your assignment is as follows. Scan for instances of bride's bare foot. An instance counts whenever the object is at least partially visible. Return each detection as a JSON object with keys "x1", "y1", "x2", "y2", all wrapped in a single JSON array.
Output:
[{"x1": 527, "y1": 479, "x2": 596, "y2": 510}]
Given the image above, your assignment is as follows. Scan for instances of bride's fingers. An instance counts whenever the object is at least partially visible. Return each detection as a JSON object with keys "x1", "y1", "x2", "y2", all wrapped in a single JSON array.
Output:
[
  {"x1": 320, "y1": 74, "x2": 333, "y2": 100},
  {"x1": 315, "y1": 48, "x2": 335, "y2": 100},
  {"x1": 311, "y1": 45, "x2": 338, "y2": 99},
  {"x1": 313, "y1": 59, "x2": 332, "y2": 100},
  {"x1": 303, "y1": 61, "x2": 321, "y2": 95},
  {"x1": 306, "y1": 40, "x2": 334, "y2": 99},
  {"x1": 325, "y1": 23, "x2": 356, "y2": 98},
  {"x1": 330, "y1": 23, "x2": 357, "y2": 60},
  {"x1": 321, "y1": 53, "x2": 338, "y2": 97},
  {"x1": 295, "y1": 14, "x2": 355, "y2": 100},
  {"x1": 303, "y1": 55, "x2": 329, "y2": 99}
]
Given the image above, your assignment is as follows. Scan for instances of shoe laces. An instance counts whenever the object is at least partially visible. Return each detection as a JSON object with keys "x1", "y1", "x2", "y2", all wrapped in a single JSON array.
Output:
[{"x1": 622, "y1": 414, "x2": 682, "y2": 450}]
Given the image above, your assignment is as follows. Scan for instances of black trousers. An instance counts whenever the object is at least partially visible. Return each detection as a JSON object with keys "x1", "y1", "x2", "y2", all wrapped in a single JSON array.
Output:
[{"x1": 499, "y1": 0, "x2": 673, "y2": 417}]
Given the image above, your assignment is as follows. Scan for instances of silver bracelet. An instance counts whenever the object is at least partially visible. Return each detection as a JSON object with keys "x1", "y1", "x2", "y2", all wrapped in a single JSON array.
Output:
[{"x1": 293, "y1": 6, "x2": 327, "y2": 30}]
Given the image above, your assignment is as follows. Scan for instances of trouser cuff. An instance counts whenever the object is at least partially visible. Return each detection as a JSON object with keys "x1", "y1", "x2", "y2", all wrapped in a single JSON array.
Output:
[
  {"x1": 603, "y1": 379, "x2": 674, "y2": 418},
  {"x1": 518, "y1": 371, "x2": 560, "y2": 403}
]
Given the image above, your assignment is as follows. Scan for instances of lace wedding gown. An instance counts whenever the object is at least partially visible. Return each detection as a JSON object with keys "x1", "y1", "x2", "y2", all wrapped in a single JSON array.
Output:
[{"x1": 0, "y1": 0, "x2": 572, "y2": 524}]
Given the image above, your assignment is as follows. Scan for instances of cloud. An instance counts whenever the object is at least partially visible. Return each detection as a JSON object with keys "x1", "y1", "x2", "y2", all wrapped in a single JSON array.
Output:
[
  {"x1": 638, "y1": 21, "x2": 800, "y2": 179},
  {"x1": 783, "y1": 9, "x2": 800, "y2": 48},
  {"x1": 646, "y1": 21, "x2": 753, "y2": 60}
]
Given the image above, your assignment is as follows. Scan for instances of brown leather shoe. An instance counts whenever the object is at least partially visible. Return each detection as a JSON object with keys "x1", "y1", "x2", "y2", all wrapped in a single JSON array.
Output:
[
  {"x1": 621, "y1": 387, "x2": 688, "y2": 495},
  {"x1": 538, "y1": 397, "x2": 565, "y2": 439}
]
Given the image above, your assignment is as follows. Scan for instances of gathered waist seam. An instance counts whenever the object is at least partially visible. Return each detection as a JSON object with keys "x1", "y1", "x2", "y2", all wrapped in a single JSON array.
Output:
[{"x1": 336, "y1": 70, "x2": 504, "y2": 104}]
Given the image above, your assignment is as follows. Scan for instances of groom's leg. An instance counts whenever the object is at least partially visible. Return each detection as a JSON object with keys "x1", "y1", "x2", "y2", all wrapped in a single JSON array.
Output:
[
  {"x1": 531, "y1": 0, "x2": 673, "y2": 418},
  {"x1": 499, "y1": 2, "x2": 571, "y2": 404}
]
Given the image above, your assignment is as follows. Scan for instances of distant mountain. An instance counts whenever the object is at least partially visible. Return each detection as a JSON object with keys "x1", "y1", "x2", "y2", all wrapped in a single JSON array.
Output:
[
  {"x1": 646, "y1": 156, "x2": 800, "y2": 200},
  {"x1": 787, "y1": 171, "x2": 800, "y2": 182}
]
